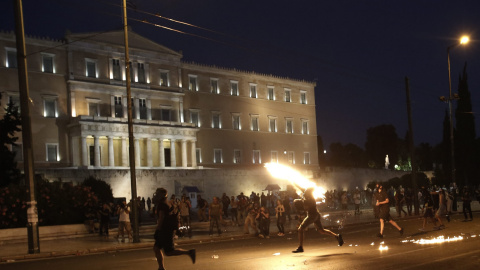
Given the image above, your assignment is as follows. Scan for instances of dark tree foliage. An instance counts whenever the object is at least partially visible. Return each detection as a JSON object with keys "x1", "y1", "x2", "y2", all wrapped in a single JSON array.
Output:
[
  {"x1": 0, "y1": 93, "x2": 22, "y2": 187},
  {"x1": 328, "y1": 142, "x2": 366, "y2": 167},
  {"x1": 317, "y1": 135, "x2": 326, "y2": 166},
  {"x1": 83, "y1": 176, "x2": 114, "y2": 204},
  {"x1": 365, "y1": 124, "x2": 399, "y2": 169},
  {"x1": 1, "y1": 177, "x2": 99, "y2": 228},
  {"x1": 329, "y1": 142, "x2": 345, "y2": 167},
  {"x1": 454, "y1": 63, "x2": 477, "y2": 186},
  {"x1": 435, "y1": 110, "x2": 452, "y2": 181},
  {"x1": 415, "y1": 143, "x2": 434, "y2": 171},
  {"x1": 344, "y1": 143, "x2": 367, "y2": 167}
]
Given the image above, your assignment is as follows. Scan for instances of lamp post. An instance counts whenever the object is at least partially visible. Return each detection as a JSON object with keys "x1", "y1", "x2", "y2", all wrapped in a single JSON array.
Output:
[{"x1": 443, "y1": 35, "x2": 469, "y2": 185}]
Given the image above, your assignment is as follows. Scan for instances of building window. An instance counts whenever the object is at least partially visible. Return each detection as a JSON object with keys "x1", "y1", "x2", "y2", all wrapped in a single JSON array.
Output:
[
  {"x1": 286, "y1": 118, "x2": 293, "y2": 133},
  {"x1": 190, "y1": 110, "x2": 200, "y2": 127},
  {"x1": 8, "y1": 95, "x2": 20, "y2": 113},
  {"x1": 112, "y1": 59, "x2": 121, "y2": 80},
  {"x1": 212, "y1": 112, "x2": 221, "y2": 129},
  {"x1": 196, "y1": 148, "x2": 202, "y2": 163},
  {"x1": 251, "y1": 115, "x2": 259, "y2": 131},
  {"x1": 160, "y1": 108, "x2": 171, "y2": 121},
  {"x1": 6, "y1": 48, "x2": 17, "y2": 68},
  {"x1": 230, "y1": 81, "x2": 239, "y2": 96},
  {"x1": 188, "y1": 75, "x2": 198, "y2": 91},
  {"x1": 302, "y1": 120, "x2": 309, "y2": 134},
  {"x1": 46, "y1": 143, "x2": 59, "y2": 162},
  {"x1": 253, "y1": 150, "x2": 261, "y2": 164},
  {"x1": 131, "y1": 98, "x2": 136, "y2": 119},
  {"x1": 42, "y1": 53, "x2": 54, "y2": 73},
  {"x1": 88, "y1": 102, "x2": 99, "y2": 117},
  {"x1": 232, "y1": 114, "x2": 241, "y2": 130},
  {"x1": 268, "y1": 87, "x2": 274, "y2": 100},
  {"x1": 128, "y1": 62, "x2": 135, "y2": 82},
  {"x1": 285, "y1": 89, "x2": 291, "y2": 102},
  {"x1": 12, "y1": 143, "x2": 23, "y2": 162},
  {"x1": 250, "y1": 84, "x2": 257, "y2": 98},
  {"x1": 137, "y1": 63, "x2": 146, "y2": 83},
  {"x1": 114, "y1": 96, "x2": 123, "y2": 118},
  {"x1": 160, "y1": 70, "x2": 169, "y2": 86},
  {"x1": 85, "y1": 59, "x2": 97, "y2": 78},
  {"x1": 139, "y1": 98, "x2": 147, "y2": 119},
  {"x1": 287, "y1": 151, "x2": 294, "y2": 164},
  {"x1": 211, "y1": 79, "x2": 219, "y2": 94},
  {"x1": 300, "y1": 91, "x2": 307, "y2": 104},
  {"x1": 269, "y1": 117, "x2": 277, "y2": 132},
  {"x1": 214, "y1": 149, "x2": 223, "y2": 164},
  {"x1": 43, "y1": 98, "x2": 57, "y2": 118},
  {"x1": 234, "y1": 149, "x2": 242, "y2": 164},
  {"x1": 271, "y1": 151, "x2": 278, "y2": 163},
  {"x1": 304, "y1": 152, "x2": 311, "y2": 164}
]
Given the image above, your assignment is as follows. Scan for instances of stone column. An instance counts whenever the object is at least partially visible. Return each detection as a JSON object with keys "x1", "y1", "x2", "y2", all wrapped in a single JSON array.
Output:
[
  {"x1": 159, "y1": 138, "x2": 165, "y2": 167},
  {"x1": 135, "y1": 138, "x2": 140, "y2": 167},
  {"x1": 72, "y1": 136, "x2": 79, "y2": 166},
  {"x1": 121, "y1": 137, "x2": 128, "y2": 167},
  {"x1": 191, "y1": 140, "x2": 197, "y2": 167},
  {"x1": 108, "y1": 136, "x2": 114, "y2": 167},
  {"x1": 147, "y1": 99, "x2": 152, "y2": 120},
  {"x1": 81, "y1": 136, "x2": 88, "y2": 166},
  {"x1": 123, "y1": 97, "x2": 127, "y2": 118},
  {"x1": 146, "y1": 138, "x2": 153, "y2": 167},
  {"x1": 94, "y1": 136, "x2": 100, "y2": 167},
  {"x1": 181, "y1": 139, "x2": 187, "y2": 167},
  {"x1": 170, "y1": 139, "x2": 176, "y2": 167},
  {"x1": 110, "y1": 96, "x2": 115, "y2": 117}
]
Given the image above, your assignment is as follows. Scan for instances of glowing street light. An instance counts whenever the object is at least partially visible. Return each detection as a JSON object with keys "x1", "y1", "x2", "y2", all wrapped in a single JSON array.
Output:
[{"x1": 442, "y1": 35, "x2": 470, "y2": 184}]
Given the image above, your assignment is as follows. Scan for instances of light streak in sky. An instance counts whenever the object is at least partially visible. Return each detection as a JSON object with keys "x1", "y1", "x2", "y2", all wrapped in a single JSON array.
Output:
[{"x1": 264, "y1": 163, "x2": 326, "y2": 200}]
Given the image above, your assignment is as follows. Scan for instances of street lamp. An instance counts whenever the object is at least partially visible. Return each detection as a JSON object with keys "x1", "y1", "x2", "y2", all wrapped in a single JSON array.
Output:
[{"x1": 442, "y1": 35, "x2": 469, "y2": 185}]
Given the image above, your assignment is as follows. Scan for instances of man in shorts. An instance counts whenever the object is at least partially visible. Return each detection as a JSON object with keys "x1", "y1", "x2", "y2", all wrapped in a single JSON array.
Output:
[
  {"x1": 376, "y1": 185, "x2": 404, "y2": 238},
  {"x1": 419, "y1": 188, "x2": 436, "y2": 231},
  {"x1": 292, "y1": 187, "x2": 344, "y2": 253},
  {"x1": 153, "y1": 188, "x2": 195, "y2": 270}
]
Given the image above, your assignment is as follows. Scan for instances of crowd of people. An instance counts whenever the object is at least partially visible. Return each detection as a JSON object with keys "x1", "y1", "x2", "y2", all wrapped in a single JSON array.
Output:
[{"x1": 89, "y1": 183, "x2": 478, "y2": 269}]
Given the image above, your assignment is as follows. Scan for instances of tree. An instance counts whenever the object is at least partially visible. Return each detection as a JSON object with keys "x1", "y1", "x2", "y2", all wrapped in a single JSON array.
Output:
[
  {"x1": 317, "y1": 135, "x2": 326, "y2": 166},
  {"x1": 454, "y1": 63, "x2": 477, "y2": 186},
  {"x1": 83, "y1": 176, "x2": 114, "y2": 204},
  {"x1": 344, "y1": 143, "x2": 367, "y2": 167},
  {"x1": 0, "y1": 93, "x2": 22, "y2": 187},
  {"x1": 328, "y1": 142, "x2": 345, "y2": 167},
  {"x1": 365, "y1": 124, "x2": 399, "y2": 169},
  {"x1": 415, "y1": 143, "x2": 434, "y2": 171}
]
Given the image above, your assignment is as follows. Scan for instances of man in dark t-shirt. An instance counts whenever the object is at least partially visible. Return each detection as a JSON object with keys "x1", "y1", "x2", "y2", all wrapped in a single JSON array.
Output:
[
  {"x1": 292, "y1": 187, "x2": 344, "y2": 253},
  {"x1": 153, "y1": 188, "x2": 196, "y2": 270},
  {"x1": 375, "y1": 185, "x2": 403, "y2": 238}
]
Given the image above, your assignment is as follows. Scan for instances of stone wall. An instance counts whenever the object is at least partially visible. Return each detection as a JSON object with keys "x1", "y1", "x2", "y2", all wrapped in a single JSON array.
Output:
[{"x1": 38, "y1": 167, "x2": 413, "y2": 202}]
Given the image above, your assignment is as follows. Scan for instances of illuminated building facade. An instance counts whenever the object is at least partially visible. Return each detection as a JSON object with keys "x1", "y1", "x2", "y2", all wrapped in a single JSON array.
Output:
[{"x1": 0, "y1": 29, "x2": 318, "y2": 173}]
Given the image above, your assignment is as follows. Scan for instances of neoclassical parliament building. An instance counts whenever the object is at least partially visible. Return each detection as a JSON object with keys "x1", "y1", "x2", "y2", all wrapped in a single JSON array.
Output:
[{"x1": 0, "y1": 29, "x2": 319, "y2": 198}]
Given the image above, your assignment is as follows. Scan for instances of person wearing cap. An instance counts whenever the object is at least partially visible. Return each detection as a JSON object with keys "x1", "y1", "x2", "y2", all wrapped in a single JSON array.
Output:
[
  {"x1": 292, "y1": 187, "x2": 344, "y2": 253},
  {"x1": 152, "y1": 188, "x2": 196, "y2": 270},
  {"x1": 376, "y1": 185, "x2": 404, "y2": 238}
]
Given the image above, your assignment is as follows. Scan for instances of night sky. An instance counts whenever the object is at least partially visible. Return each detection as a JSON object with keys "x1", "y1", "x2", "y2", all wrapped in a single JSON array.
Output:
[{"x1": 2, "y1": 0, "x2": 480, "y2": 149}]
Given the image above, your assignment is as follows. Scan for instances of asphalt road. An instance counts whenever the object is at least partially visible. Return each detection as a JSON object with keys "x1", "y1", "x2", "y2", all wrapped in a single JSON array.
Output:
[{"x1": 2, "y1": 214, "x2": 479, "y2": 270}]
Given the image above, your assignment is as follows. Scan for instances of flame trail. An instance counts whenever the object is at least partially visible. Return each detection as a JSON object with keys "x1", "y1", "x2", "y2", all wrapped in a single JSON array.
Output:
[
  {"x1": 379, "y1": 245, "x2": 389, "y2": 251},
  {"x1": 264, "y1": 163, "x2": 326, "y2": 200},
  {"x1": 412, "y1": 235, "x2": 463, "y2": 245}
]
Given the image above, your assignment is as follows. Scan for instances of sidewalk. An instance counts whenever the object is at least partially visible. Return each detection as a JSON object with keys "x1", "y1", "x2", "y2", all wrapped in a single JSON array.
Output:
[{"x1": 1, "y1": 202, "x2": 478, "y2": 263}]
